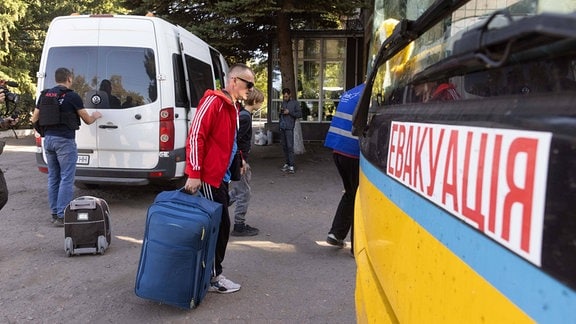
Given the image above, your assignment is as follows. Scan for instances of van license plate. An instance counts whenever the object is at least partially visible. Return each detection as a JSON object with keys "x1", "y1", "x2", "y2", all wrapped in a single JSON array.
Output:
[{"x1": 77, "y1": 155, "x2": 90, "y2": 165}]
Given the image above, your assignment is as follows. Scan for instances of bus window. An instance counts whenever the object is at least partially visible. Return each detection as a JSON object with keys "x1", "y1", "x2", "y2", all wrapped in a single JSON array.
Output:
[{"x1": 354, "y1": 0, "x2": 576, "y2": 323}]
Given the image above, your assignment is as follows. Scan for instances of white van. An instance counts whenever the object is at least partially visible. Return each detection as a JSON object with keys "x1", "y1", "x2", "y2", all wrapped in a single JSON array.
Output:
[{"x1": 35, "y1": 14, "x2": 229, "y2": 188}]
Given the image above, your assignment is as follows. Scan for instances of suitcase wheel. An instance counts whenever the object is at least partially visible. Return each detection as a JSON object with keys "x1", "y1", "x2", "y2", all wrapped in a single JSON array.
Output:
[
  {"x1": 97, "y1": 235, "x2": 108, "y2": 255},
  {"x1": 65, "y1": 237, "x2": 73, "y2": 257}
]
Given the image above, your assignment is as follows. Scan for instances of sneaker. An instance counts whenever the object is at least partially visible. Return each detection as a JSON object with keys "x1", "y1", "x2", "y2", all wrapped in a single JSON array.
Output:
[
  {"x1": 51, "y1": 214, "x2": 58, "y2": 223},
  {"x1": 281, "y1": 164, "x2": 290, "y2": 172},
  {"x1": 326, "y1": 233, "x2": 345, "y2": 248},
  {"x1": 288, "y1": 166, "x2": 295, "y2": 174},
  {"x1": 231, "y1": 223, "x2": 259, "y2": 236},
  {"x1": 209, "y1": 275, "x2": 241, "y2": 294},
  {"x1": 53, "y1": 217, "x2": 64, "y2": 227}
]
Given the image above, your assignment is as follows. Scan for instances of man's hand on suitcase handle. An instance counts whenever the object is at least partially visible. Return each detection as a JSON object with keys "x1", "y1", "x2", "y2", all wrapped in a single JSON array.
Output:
[{"x1": 185, "y1": 178, "x2": 201, "y2": 194}]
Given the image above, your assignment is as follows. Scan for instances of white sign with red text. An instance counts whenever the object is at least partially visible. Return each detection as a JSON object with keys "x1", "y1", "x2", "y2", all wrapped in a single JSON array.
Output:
[{"x1": 387, "y1": 121, "x2": 552, "y2": 266}]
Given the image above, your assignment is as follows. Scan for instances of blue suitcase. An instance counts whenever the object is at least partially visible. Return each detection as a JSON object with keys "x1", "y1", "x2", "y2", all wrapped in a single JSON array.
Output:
[{"x1": 134, "y1": 189, "x2": 222, "y2": 309}]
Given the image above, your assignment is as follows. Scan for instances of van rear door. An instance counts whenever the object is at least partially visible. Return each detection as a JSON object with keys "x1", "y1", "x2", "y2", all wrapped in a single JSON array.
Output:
[{"x1": 41, "y1": 17, "x2": 160, "y2": 170}]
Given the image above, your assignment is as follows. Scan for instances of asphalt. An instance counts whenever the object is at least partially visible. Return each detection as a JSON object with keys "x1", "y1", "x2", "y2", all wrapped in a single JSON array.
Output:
[{"x1": 0, "y1": 134, "x2": 357, "y2": 323}]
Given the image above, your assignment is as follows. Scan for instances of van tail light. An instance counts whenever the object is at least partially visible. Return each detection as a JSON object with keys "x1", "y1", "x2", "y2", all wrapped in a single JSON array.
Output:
[
  {"x1": 35, "y1": 132, "x2": 42, "y2": 147},
  {"x1": 159, "y1": 107, "x2": 175, "y2": 151},
  {"x1": 35, "y1": 133, "x2": 48, "y2": 173}
]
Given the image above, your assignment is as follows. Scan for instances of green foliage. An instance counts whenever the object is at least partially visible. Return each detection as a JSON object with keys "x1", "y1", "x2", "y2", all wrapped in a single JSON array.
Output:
[
  {"x1": 0, "y1": 0, "x2": 130, "y2": 126},
  {"x1": 122, "y1": 0, "x2": 366, "y2": 97},
  {"x1": 124, "y1": 0, "x2": 366, "y2": 63},
  {"x1": 251, "y1": 62, "x2": 269, "y2": 117},
  {"x1": 0, "y1": 0, "x2": 27, "y2": 59}
]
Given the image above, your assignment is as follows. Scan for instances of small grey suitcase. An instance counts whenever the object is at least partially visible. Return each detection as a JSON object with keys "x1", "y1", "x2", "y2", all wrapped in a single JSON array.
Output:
[{"x1": 64, "y1": 196, "x2": 111, "y2": 256}]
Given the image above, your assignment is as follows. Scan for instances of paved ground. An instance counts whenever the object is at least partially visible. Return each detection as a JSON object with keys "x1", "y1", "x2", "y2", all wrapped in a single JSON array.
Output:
[{"x1": 0, "y1": 134, "x2": 356, "y2": 323}]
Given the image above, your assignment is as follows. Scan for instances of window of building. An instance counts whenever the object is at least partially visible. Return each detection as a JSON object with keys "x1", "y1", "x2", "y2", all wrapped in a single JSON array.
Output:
[{"x1": 271, "y1": 37, "x2": 347, "y2": 122}]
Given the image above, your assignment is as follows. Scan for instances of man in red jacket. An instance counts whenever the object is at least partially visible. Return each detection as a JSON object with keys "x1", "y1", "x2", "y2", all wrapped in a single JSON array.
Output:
[{"x1": 184, "y1": 63, "x2": 255, "y2": 294}]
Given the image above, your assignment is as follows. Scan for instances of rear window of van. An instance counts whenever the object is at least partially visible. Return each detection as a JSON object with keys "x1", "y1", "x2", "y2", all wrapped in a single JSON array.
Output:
[{"x1": 44, "y1": 46, "x2": 156, "y2": 109}]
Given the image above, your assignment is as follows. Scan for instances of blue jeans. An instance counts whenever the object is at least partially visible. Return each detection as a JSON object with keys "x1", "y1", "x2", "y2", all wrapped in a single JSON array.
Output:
[{"x1": 44, "y1": 136, "x2": 77, "y2": 218}]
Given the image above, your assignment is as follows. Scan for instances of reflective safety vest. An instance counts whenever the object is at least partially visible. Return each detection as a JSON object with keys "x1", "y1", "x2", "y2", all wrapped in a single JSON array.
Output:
[{"x1": 324, "y1": 83, "x2": 365, "y2": 158}]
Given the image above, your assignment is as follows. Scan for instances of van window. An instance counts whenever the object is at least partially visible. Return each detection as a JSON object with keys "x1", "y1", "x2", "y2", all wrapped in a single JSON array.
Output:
[
  {"x1": 173, "y1": 54, "x2": 189, "y2": 108},
  {"x1": 210, "y1": 48, "x2": 226, "y2": 89},
  {"x1": 43, "y1": 46, "x2": 157, "y2": 109},
  {"x1": 184, "y1": 55, "x2": 214, "y2": 108}
]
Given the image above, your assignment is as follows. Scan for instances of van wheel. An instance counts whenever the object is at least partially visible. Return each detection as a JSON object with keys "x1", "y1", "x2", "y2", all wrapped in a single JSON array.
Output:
[{"x1": 75, "y1": 182, "x2": 100, "y2": 190}]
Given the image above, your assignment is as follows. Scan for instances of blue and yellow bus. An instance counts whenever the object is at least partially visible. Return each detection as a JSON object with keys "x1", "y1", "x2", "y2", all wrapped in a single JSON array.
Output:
[{"x1": 353, "y1": 0, "x2": 576, "y2": 322}]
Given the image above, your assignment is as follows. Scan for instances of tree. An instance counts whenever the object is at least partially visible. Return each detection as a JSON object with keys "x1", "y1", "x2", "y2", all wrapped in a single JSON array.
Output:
[
  {"x1": 124, "y1": 0, "x2": 366, "y2": 97},
  {"x1": 0, "y1": 0, "x2": 28, "y2": 87},
  {"x1": 0, "y1": 0, "x2": 129, "y2": 126},
  {"x1": 0, "y1": 0, "x2": 31, "y2": 123},
  {"x1": 1, "y1": 0, "x2": 366, "y2": 128}
]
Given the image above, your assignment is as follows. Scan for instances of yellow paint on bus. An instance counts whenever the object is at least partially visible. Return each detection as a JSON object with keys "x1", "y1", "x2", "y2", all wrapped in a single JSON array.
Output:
[{"x1": 354, "y1": 170, "x2": 534, "y2": 323}]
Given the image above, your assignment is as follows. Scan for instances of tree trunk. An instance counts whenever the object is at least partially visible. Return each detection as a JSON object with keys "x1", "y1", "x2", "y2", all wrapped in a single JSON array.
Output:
[
  {"x1": 276, "y1": 8, "x2": 296, "y2": 98},
  {"x1": 277, "y1": 2, "x2": 305, "y2": 149}
]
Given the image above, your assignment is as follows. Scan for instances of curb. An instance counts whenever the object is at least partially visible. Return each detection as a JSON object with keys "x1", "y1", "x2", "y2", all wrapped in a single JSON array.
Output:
[{"x1": 0, "y1": 129, "x2": 35, "y2": 138}]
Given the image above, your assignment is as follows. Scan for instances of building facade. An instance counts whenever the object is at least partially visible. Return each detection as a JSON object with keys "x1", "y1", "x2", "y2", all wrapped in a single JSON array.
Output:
[{"x1": 266, "y1": 30, "x2": 365, "y2": 142}]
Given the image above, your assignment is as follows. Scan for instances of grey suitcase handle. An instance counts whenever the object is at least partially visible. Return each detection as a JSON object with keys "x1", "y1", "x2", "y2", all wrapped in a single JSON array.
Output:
[{"x1": 69, "y1": 196, "x2": 98, "y2": 210}]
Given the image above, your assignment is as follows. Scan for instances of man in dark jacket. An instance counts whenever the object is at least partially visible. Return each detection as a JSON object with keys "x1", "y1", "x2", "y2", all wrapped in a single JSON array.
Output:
[{"x1": 279, "y1": 88, "x2": 302, "y2": 173}]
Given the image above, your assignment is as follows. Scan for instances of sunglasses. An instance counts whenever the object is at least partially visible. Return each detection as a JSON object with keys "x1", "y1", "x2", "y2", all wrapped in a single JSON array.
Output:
[{"x1": 235, "y1": 77, "x2": 254, "y2": 89}]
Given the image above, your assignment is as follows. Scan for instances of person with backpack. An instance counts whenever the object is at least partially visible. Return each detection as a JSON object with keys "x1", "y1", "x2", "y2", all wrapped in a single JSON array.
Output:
[{"x1": 30, "y1": 67, "x2": 102, "y2": 226}]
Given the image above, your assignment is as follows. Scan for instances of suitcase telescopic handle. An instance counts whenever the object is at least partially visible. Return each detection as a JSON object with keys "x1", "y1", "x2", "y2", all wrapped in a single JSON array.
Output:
[{"x1": 70, "y1": 196, "x2": 98, "y2": 210}]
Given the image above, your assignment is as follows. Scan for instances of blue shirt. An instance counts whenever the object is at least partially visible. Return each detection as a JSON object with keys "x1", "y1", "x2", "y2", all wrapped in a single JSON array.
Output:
[{"x1": 224, "y1": 135, "x2": 238, "y2": 183}]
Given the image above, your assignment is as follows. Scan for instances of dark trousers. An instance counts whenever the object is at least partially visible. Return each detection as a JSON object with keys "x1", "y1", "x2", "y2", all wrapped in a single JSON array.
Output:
[
  {"x1": 200, "y1": 181, "x2": 230, "y2": 277},
  {"x1": 329, "y1": 152, "x2": 359, "y2": 250},
  {"x1": 280, "y1": 128, "x2": 295, "y2": 166}
]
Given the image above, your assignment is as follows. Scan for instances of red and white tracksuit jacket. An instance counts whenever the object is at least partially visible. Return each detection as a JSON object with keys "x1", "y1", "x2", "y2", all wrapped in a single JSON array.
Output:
[{"x1": 185, "y1": 89, "x2": 238, "y2": 188}]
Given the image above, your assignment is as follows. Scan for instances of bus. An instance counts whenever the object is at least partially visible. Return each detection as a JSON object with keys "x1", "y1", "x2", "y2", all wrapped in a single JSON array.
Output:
[{"x1": 353, "y1": 0, "x2": 576, "y2": 322}]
